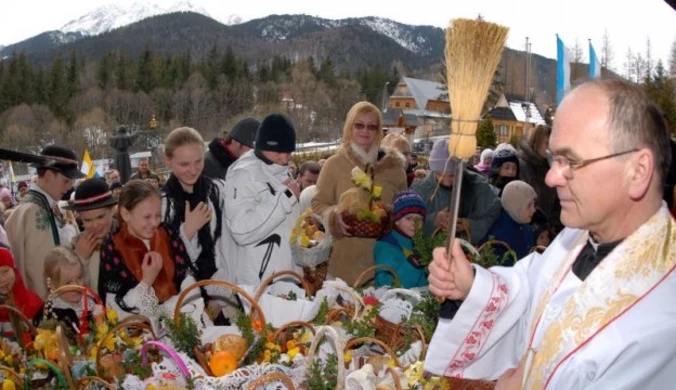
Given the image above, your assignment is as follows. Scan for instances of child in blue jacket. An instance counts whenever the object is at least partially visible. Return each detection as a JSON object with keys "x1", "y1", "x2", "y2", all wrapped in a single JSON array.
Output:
[{"x1": 374, "y1": 190, "x2": 428, "y2": 288}]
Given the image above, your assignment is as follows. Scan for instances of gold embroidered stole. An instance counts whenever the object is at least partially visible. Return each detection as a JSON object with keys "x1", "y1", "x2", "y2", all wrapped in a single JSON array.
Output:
[{"x1": 523, "y1": 207, "x2": 676, "y2": 389}]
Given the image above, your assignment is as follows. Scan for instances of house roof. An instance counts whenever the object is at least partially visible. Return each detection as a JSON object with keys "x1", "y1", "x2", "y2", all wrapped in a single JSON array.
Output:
[
  {"x1": 382, "y1": 108, "x2": 422, "y2": 126},
  {"x1": 488, "y1": 106, "x2": 517, "y2": 121},
  {"x1": 391, "y1": 77, "x2": 447, "y2": 110}
]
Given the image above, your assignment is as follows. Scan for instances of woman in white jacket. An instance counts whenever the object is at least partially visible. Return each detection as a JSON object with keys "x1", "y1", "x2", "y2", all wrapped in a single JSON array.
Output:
[{"x1": 160, "y1": 127, "x2": 232, "y2": 311}]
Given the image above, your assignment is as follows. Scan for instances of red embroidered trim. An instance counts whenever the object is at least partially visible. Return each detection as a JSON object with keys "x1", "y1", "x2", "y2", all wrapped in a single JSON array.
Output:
[{"x1": 445, "y1": 272, "x2": 509, "y2": 377}]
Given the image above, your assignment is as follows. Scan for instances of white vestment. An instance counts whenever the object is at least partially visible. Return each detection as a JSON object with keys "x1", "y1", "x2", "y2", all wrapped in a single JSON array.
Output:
[{"x1": 425, "y1": 204, "x2": 676, "y2": 389}]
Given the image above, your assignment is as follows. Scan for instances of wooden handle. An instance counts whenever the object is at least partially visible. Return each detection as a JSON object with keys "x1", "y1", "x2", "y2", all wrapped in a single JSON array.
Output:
[
  {"x1": 353, "y1": 264, "x2": 400, "y2": 288},
  {"x1": 245, "y1": 372, "x2": 296, "y2": 390},
  {"x1": 329, "y1": 284, "x2": 363, "y2": 321},
  {"x1": 307, "y1": 326, "x2": 346, "y2": 390},
  {"x1": 55, "y1": 326, "x2": 75, "y2": 389},
  {"x1": 76, "y1": 376, "x2": 115, "y2": 389},
  {"x1": 173, "y1": 279, "x2": 266, "y2": 329},
  {"x1": 344, "y1": 337, "x2": 401, "y2": 368},
  {"x1": 254, "y1": 270, "x2": 312, "y2": 301}
]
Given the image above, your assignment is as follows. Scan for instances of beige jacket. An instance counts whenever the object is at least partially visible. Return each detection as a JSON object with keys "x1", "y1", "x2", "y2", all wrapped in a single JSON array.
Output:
[{"x1": 312, "y1": 144, "x2": 407, "y2": 285}]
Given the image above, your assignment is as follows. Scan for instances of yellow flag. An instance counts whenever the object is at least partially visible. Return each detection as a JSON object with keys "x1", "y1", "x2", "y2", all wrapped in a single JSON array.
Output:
[{"x1": 81, "y1": 150, "x2": 96, "y2": 178}]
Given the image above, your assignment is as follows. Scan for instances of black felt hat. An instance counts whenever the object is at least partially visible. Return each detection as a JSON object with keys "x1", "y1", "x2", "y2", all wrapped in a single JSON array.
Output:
[
  {"x1": 38, "y1": 145, "x2": 86, "y2": 180},
  {"x1": 65, "y1": 178, "x2": 118, "y2": 212},
  {"x1": 255, "y1": 113, "x2": 296, "y2": 153}
]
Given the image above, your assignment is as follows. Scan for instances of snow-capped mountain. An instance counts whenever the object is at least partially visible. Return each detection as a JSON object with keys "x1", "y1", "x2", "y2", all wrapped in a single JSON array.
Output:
[{"x1": 60, "y1": 0, "x2": 239, "y2": 37}]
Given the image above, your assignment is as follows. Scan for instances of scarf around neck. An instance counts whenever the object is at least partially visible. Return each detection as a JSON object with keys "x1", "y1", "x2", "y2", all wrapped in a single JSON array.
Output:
[{"x1": 162, "y1": 174, "x2": 222, "y2": 281}]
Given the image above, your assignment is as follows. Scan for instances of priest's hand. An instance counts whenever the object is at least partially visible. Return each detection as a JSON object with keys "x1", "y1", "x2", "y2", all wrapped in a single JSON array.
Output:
[
  {"x1": 141, "y1": 251, "x2": 163, "y2": 287},
  {"x1": 184, "y1": 201, "x2": 212, "y2": 240},
  {"x1": 428, "y1": 241, "x2": 474, "y2": 300}
]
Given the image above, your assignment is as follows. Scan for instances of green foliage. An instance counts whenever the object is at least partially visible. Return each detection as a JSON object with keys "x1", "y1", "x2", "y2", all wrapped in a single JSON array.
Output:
[
  {"x1": 344, "y1": 304, "x2": 379, "y2": 338},
  {"x1": 303, "y1": 353, "x2": 338, "y2": 390},
  {"x1": 477, "y1": 117, "x2": 498, "y2": 149},
  {"x1": 508, "y1": 133, "x2": 522, "y2": 149},
  {"x1": 163, "y1": 313, "x2": 202, "y2": 360},
  {"x1": 412, "y1": 225, "x2": 447, "y2": 268},
  {"x1": 474, "y1": 237, "x2": 516, "y2": 268},
  {"x1": 313, "y1": 297, "x2": 330, "y2": 325},
  {"x1": 405, "y1": 289, "x2": 440, "y2": 343}
]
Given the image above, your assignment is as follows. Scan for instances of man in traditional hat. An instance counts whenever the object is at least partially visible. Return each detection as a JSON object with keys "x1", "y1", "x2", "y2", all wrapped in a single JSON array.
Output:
[
  {"x1": 223, "y1": 113, "x2": 301, "y2": 285},
  {"x1": 5, "y1": 145, "x2": 85, "y2": 298},
  {"x1": 203, "y1": 117, "x2": 260, "y2": 180},
  {"x1": 65, "y1": 178, "x2": 118, "y2": 292}
]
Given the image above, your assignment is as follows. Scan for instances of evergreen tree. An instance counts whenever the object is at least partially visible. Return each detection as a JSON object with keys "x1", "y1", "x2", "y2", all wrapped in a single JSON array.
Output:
[
  {"x1": 178, "y1": 51, "x2": 192, "y2": 85},
  {"x1": 645, "y1": 60, "x2": 676, "y2": 129},
  {"x1": 203, "y1": 43, "x2": 219, "y2": 90},
  {"x1": 317, "y1": 57, "x2": 336, "y2": 87},
  {"x1": 66, "y1": 51, "x2": 79, "y2": 99},
  {"x1": 48, "y1": 54, "x2": 69, "y2": 119},
  {"x1": 220, "y1": 46, "x2": 237, "y2": 81},
  {"x1": 135, "y1": 46, "x2": 156, "y2": 93},
  {"x1": 33, "y1": 66, "x2": 47, "y2": 104},
  {"x1": 476, "y1": 117, "x2": 498, "y2": 149},
  {"x1": 16, "y1": 52, "x2": 33, "y2": 105},
  {"x1": 115, "y1": 51, "x2": 132, "y2": 90},
  {"x1": 98, "y1": 52, "x2": 115, "y2": 90}
]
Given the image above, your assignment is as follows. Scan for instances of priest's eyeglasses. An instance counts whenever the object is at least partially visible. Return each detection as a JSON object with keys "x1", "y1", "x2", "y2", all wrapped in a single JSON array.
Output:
[{"x1": 550, "y1": 149, "x2": 639, "y2": 179}]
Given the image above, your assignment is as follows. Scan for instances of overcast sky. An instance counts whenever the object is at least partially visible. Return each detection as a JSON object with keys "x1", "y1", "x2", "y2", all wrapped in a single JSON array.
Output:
[{"x1": 2, "y1": 0, "x2": 675, "y2": 72}]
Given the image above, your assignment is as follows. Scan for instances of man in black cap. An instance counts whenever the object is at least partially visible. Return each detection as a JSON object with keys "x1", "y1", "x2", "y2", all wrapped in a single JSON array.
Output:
[
  {"x1": 223, "y1": 113, "x2": 301, "y2": 285},
  {"x1": 65, "y1": 178, "x2": 118, "y2": 292},
  {"x1": 203, "y1": 117, "x2": 260, "y2": 180},
  {"x1": 5, "y1": 145, "x2": 85, "y2": 298}
]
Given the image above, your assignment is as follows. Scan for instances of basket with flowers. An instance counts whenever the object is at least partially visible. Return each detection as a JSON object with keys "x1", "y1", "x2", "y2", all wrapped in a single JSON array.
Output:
[
  {"x1": 290, "y1": 209, "x2": 332, "y2": 269},
  {"x1": 337, "y1": 166, "x2": 390, "y2": 239}
]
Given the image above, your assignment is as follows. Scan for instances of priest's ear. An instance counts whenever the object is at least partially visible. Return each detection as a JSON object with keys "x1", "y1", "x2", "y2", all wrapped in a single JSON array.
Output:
[{"x1": 626, "y1": 148, "x2": 655, "y2": 200}]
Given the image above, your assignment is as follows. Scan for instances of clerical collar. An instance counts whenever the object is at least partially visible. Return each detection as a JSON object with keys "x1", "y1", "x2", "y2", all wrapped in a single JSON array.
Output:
[{"x1": 572, "y1": 236, "x2": 624, "y2": 281}]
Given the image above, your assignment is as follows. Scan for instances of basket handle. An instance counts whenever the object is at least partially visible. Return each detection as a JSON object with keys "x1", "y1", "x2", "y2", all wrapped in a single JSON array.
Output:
[
  {"x1": 95, "y1": 320, "x2": 157, "y2": 379},
  {"x1": 76, "y1": 376, "x2": 115, "y2": 389},
  {"x1": 28, "y1": 358, "x2": 68, "y2": 389},
  {"x1": 0, "y1": 304, "x2": 36, "y2": 345},
  {"x1": 141, "y1": 340, "x2": 191, "y2": 379},
  {"x1": 385, "y1": 366, "x2": 404, "y2": 390},
  {"x1": 353, "y1": 265, "x2": 400, "y2": 288},
  {"x1": 173, "y1": 279, "x2": 266, "y2": 329},
  {"x1": 254, "y1": 270, "x2": 312, "y2": 301},
  {"x1": 477, "y1": 240, "x2": 518, "y2": 264},
  {"x1": 329, "y1": 284, "x2": 363, "y2": 321},
  {"x1": 55, "y1": 326, "x2": 75, "y2": 389},
  {"x1": 245, "y1": 371, "x2": 296, "y2": 390},
  {"x1": 307, "y1": 326, "x2": 346, "y2": 390},
  {"x1": 529, "y1": 245, "x2": 548, "y2": 254},
  {"x1": 0, "y1": 364, "x2": 24, "y2": 388},
  {"x1": 344, "y1": 337, "x2": 401, "y2": 368},
  {"x1": 272, "y1": 321, "x2": 316, "y2": 346}
]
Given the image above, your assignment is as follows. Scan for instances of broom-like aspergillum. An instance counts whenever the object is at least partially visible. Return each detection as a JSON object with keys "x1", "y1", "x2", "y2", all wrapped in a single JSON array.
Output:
[{"x1": 446, "y1": 19, "x2": 508, "y2": 159}]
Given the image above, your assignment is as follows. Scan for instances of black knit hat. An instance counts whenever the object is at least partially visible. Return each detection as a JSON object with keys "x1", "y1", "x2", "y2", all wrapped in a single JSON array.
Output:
[
  {"x1": 229, "y1": 117, "x2": 260, "y2": 148},
  {"x1": 65, "y1": 178, "x2": 118, "y2": 212},
  {"x1": 38, "y1": 145, "x2": 86, "y2": 180},
  {"x1": 255, "y1": 113, "x2": 296, "y2": 153}
]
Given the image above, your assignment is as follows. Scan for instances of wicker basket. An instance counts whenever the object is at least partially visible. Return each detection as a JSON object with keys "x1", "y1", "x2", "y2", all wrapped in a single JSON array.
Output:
[
  {"x1": 291, "y1": 214, "x2": 333, "y2": 269},
  {"x1": 254, "y1": 271, "x2": 312, "y2": 301},
  {"x1": 0, "y1": 303, "x2": 36, "y2": 347},
  {"x1": 344, "y1": 336, "x2": 400, "y2": 368},
  {"x1": 306, "y1": 326, "x2": 346, "y2": 390},
  {"x1": 140, "y1": 340, "x2": 192, "y2": 389},
  {"x1": 477, "y1": 239, "x2": 518, "y2": 265},
  {"x1": 352, "y1": 264, "x2": 400, "y2": 289},
  {"x1": 174, "y1": 280, "x2": 267, "y2": 377},
  {"x1": 302, "y1": 262, "x2": 329, "y2": 296},
  {"x1": 245, "y1": 371, "x2": 296, "y2": 390},
  {"x1": 340, "y1": 211, "x2": 390, "y2": 239},
  {"x1": 272, "y1": 321, "x2": 316, "y2": 352},
  {"x1": 94, "y1": 316, "x2": 157, "y2": 381},
  {"x1": 446, "y1": 377, "x2": 497, "y2": 390}
]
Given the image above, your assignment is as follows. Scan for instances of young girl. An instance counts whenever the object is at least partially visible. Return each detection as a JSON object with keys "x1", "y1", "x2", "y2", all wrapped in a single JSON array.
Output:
[
  {"x1": 99, "y1": 180, "x2": 197, "y2": 325},
  {"x1": 160, "y1": 127, "x2": 229, "y2": 298},
  {"x1": 37, "y1": 246, "x2": 102, "y2": 333},
  {"x1": 374, "y1": 190, "x2": 428, "y2": 288},
  {"x1": 0, "y1": 246, "x2": 42, "y2": 341},
  {"x1": 489, "y1": 144, "x2": 520, "y2": 196}
]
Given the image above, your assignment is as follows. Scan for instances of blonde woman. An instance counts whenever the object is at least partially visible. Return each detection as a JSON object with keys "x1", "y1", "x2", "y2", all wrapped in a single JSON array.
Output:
[{"x1": 312, "y1": 102, "x2": 407, "y2": 284}]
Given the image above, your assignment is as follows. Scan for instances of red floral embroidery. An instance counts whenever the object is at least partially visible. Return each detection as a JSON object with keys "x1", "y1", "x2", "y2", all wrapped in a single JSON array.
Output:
[{"x1": 444, "y1": 273, "x2": 509, "y2": 378}]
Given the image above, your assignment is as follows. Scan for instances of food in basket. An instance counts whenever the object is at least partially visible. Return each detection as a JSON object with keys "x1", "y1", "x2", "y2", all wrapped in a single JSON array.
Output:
[
  {"x1": 208, "y1": 351, "x2": 238, "y2": 377},
  {"x1": 212, "y1": 334, "x2": 248, "y2": 361},
  {"x1": 335, "y1": 167, "x2": 390, "y2": 238},
  {"x1": 291, "y1": 209, "x2": 328, "y2": 249}
]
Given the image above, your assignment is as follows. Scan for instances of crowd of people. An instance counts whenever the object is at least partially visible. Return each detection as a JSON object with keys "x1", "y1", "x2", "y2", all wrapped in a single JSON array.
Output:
[{"x1": 0, "y1": 79, "x2": 673, "y2": 387}]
